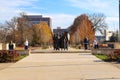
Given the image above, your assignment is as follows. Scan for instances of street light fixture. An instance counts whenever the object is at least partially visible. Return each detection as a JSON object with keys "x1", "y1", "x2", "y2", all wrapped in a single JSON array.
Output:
[{"x1": 118, "y1": 0, "x2": 120, "y2": 42}]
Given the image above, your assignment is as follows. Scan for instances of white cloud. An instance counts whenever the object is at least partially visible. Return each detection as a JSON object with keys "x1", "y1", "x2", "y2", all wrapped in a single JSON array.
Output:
[
  {"x1": 106, "y1": 17, "x2": 119, "y2": 31},
  {"x1": 66, "y1": 0, "x2": 119, "y2": 16},
  {"x1": 106, "y1": 17, "x2": 119, "y2": 23},
  {"x1": 49, "y1": 14, "x2": 75, "y2": 29},
  {"x1": 0, "y1": 0, "x2": 38, "y2": 22},
  {"x1": 66, "y1": 0, "x2": 119, "y2": 31},
  {"x1": 0, "y1": 0, "x2": 35, "y2": 7},
  {"x1": 67, "y1": 0, "x2": 108, "y2": 9},
  {"x1": 0, "y1": 0, "x2": 118, "y2": 32}
]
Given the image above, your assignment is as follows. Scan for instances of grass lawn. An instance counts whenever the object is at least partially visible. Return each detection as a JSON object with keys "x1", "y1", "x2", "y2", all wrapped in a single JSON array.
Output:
[
  {"x1": 0, "y1": 54, "x2": 28, "y2": 70},
  {"x1": 94, "y1": 54, "x2": 108, "y2": 61},
  {"x1": 18, "y1": 54, "x2": 29, "y2": 60}
]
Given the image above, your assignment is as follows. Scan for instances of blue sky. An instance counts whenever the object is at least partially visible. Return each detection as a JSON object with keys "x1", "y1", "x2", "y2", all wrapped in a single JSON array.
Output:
[{"x1": 0, "y1": 0, "x2": 119, "y2": 31}]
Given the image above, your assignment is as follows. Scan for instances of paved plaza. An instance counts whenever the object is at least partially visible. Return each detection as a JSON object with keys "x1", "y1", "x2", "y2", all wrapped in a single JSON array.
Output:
[{"x1": 0, "y1": 48, "x2": 120, "y2": 80}]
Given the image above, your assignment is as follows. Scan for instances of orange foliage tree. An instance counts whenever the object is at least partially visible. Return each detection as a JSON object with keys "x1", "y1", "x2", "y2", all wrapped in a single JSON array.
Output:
[
  {"x1": 32, "y1": 22, "x2": 52, "y2": 46},
  {"x1": 6, "y1": 12, "x2": 33, "y2": 46},
  {"x1": 1, "y1": 12, "x2": 53, "y2": 47},
  {"x1": 70, "y1": 14, "x2": 95, "y2": 45}
]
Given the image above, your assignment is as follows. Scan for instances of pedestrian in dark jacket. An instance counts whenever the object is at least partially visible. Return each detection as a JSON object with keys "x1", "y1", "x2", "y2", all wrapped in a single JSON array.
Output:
[
  {"x1": 83, "y1": 37, "x2": 89, "y2": 50},
  {"x1": 9, "y1": 41, "x2": 14, "y2": 50}
]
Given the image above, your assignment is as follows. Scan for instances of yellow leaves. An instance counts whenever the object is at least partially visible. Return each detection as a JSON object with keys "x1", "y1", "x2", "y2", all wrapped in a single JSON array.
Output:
[{"x1": 33, "y1": 21, "x2": 52, "y2": 44}]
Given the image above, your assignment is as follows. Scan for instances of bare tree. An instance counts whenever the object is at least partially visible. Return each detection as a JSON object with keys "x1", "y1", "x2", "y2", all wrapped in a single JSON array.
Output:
[
  {"x1": 0, "y1": 12, "x2": 34, "y2": 46},
  {"x1": 6, "y1": 12, "x2": 33, "y2": 46},
  {"x1": 88, "y1": 13, "x2": 108, "y2": 34},
  {"x1": 6, "y1": 17, "x2": 18, "y2": 42},
  {"x1": 17, "y1": 12, "x2": 33, "y2": 45},
  {"x1": 0, "y1": 24, "x2": 9, "y2": 43}
]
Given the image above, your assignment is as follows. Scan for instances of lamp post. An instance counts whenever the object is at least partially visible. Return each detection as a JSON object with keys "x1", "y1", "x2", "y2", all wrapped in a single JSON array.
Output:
[
  {"x1": 118, "y1": 0, "x2": 120, "y2": 41},
  {"x1": 118, "y1": 0, "x2": 120, "y2": 42}
]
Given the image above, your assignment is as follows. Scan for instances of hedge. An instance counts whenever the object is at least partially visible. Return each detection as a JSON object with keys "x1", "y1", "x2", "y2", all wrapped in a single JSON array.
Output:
[{"x1": 0, "y1": 50, "x2": 20, "y2": 62}]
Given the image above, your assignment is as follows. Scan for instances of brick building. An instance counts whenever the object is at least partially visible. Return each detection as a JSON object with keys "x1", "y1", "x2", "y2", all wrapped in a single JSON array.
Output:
[{"x1": 25, "y1": 15, "x2": 52, "y2": 27}]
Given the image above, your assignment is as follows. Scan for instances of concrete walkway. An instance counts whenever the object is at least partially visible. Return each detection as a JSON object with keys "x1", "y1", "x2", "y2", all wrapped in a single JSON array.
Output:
[
  {"x1": 0, "y1": 49, "x2": 120, "y2": 80},
  {"x1": 31, "y1": 47, "x2": 91, "y2": 53}
]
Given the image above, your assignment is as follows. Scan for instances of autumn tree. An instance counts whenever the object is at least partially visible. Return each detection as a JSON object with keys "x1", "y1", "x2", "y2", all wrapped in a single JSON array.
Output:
[
  {"x1": 0, "y1": 25, "x2": 9, "y2": 43},
  {"x1": 17, "y1": 12, "x2": 33, "y2": 45},
  {"x1": 32, "y1": 23, "x2": 42, "y2": 46},
  {"x1": 5, "y1": 12, "x2": 33, "y2": 46},
  {"x1": 40, "y1": 22, "x2": 52, "y2": 45},
  {"x1": 0, "y1": 12, "x2": 52, "y2": 47},
  {"x1": 6, "y1": 17, "x2": 18, "y2": 43},
  {"x1": 70, "y1": 14, "x2": 95, "y2": 45},
  {"x1": 32, "y1": 22, "x2": 52, "y2": 46},
  {"x1": 88, "y1": 13, "x2": 107, "y2": 34}
]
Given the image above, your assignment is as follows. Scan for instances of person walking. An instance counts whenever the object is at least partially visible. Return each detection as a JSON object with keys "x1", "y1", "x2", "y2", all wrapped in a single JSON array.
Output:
[
  {"x1": 9, "y1": 41, "x2": 14, "y2": 50},
  {"x1": 83, "y1": 37, "x2": 89, "y2": 50},
  {"x1": 24, "y1": 39, "x2": 29, "y2": 50},
  {"x1": 93, "y1": 39, "x2": 99, "y2": 49}
]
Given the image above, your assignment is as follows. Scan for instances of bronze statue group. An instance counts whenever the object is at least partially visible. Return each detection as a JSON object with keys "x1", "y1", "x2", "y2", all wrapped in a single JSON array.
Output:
[
  {"x1": 53, "y1": 32, "x2": 69, "y2": 50},
  {"x1": 53, "y1": 32, "x2": 99, "y2": 50}
]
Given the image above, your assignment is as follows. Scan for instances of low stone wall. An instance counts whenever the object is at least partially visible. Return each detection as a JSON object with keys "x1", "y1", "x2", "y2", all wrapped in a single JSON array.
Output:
[
  {"x1": 16, "y1": 50, "x2": 30, "y2": 55},
  {"x1": 92, "y1": 49, "x2": 120, "y2": 55},
  {"x1": 98, "y1": 42, "x2": 120, "y2": 49},
  {"x1": 106, "y1": 42, "x2": 120, "y2": 49}
]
